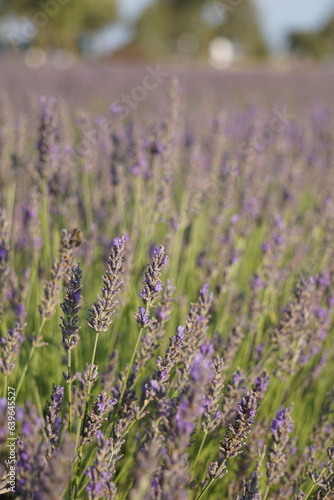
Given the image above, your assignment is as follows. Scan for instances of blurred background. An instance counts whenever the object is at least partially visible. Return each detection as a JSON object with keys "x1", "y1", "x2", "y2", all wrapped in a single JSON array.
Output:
[{"x1": 0, "y1": 0, "x2": 334, "y2": 69}]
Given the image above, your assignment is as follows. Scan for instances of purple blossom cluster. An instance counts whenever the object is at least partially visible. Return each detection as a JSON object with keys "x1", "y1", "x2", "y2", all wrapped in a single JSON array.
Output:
[{"x1": 88, "y1": 236, "x2": 126, "y2": 334}]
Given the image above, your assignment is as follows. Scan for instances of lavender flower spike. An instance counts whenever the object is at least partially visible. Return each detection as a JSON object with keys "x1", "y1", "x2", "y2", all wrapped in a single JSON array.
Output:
[
  {"x1": 81, "y1": 392, "x2": 116, "y2": 447},
  {"x1": 60, "y1": 263, "x2": 82, "y2": 351},
  {"x1": 0, "y1": 208, "x2": 9, "y2": 274},
  {"x1": 85, "y1": 430, "x2": 122, "y2": 500},
  {"x1": 236, "y1": 471, "x2": 261, "y2": 500},
  {"x1": 0, "y1": 208, "x2": 10, "y2": 322},
  {"x1": 202, "y1": 354, "x2": 226, "y2": 433},
  {"x1": 0, "y1": 321, "x2": 25, "y2": 376},
  {"x1": 44, "y1": 384, "x2": 65, "y2": 459},
  {"x1": 158, "y1": 352, "x2": 214, "y2": 499},
  {"x1": 135, "y1": 306, "x2": 150, "y2": 328},
  {"x1": 208, "y1": 391, "x2": 258, "y2": 481},
  {"x1": 88, "y1": 236, "x2": 126, "y2": 333},
  {"x1": 266, "y1": 404, "x2": 294, "y2": 485},
  {"x1": 36, "y1": 96, "x2": 59, "y2": 181},
  {"x1": 39, "y1": 228, "x2": 82, "y2": 320},
  {"x1": 138, "y1": 245, "x2": 168, "y2": 308}
]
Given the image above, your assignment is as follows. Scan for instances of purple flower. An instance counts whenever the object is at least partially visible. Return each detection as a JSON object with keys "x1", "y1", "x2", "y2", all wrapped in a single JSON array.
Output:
[
  {"x1": 231, "y1": 213, "x2": 239, "y2": 224},
  {"x1": 274, "y1": 216, "x2": 283, "y2": 228},
  {"x1": 253, "y1": 370, "x2": 270, "y2": 395},
  {"x1": 82, "y1": 392, "x2": 116, "y2": 446},
  {"x1": 17, "y1": 304, "x2": 27, "y2": 319},
  {"x1": 154, "y1": 282, "x2": 163, "y2": 293},
  {"x1": 135, "y1": 307, "x2": 150, "y2": 327},
  {"x1": 61, "y1": 264, "x2": 82, "y2": 351},
  {"x1": 0, "y1": 248, "x2": 8, "y2": 261},
  {"x1": 190, "y1": 353, "x2": 214, "y2": 384},
  {"x1": 274, "y1": 234, "x2": 284, "y2": 246},
  {"x1": 177, "y1": 326, "x2": 185, "y2": 338},
  {"x1": 154, "y1": 306, "x2": 167, "y2": 321},
  {"x1": 243, "y1": 197, "x2": 260, "y2": 219},
  {"x1": 199, "y1": 283, "x2": 214, "y2": 304},
  {"x1": 314, "y1": 307, "x2": 328, "y2": 321},
  {"x1": 88, "y1": 236, "x2": 126, "y2": 333},
  {"x1": 200, "y1": 343, "x2": 214, "y2": 356},
  {"x1": 175, "y1": 410, "x2": 196, "y2": 435},
  {"x1": 45, "y1": 384, "x2": 65, "y2": 458},
  {"x1": 229, "y1": 252, "x2": 239, "y2": 264},
  {"x1": 209, "y1": 392, "x2": 257, "y2": 480},
  {"x1": 299, "y1": 353, "x2": 311, "y2": 364},
  {"x1": 21, "y1": 414, "x2": 44, "y2": 437},
  {"x1": 272, "y1": 406, "x2": 294, "y2": 435},
  {"x1": 318, "y1": 329, "x2": 327, "y2": 340},
  {"x1": 95, "y1": 395, "x2": 109, "y2": 414},
  {"x1": 271, "y1": 409, "x2": 286, "y2": 431},
  {"x1": 150, "y1": 379, "x2": 159, "y2": 390},
  {"x1": 328, "y1": 296, "x2": 334, "y2": 308},
  {"x1": 317, "y1": 272, "x2": 330, "y2": 288},
  {"x1": 84, "y1": 430, "x2": 118, "y2": 499},
  {"x1": 250, "y1": 274, "x2": 265, "y2": 292},
  {"x1": 139, "y1": 246, "x2": 168, "y2": 307},
  {"x1": 0, "y1": 322, "x2": 25, "y2": 376},
  {"x1": 233, "y1": 371, "x2": 245, "y2": 386},
  {"x1": 248, "y1": 407, "x2": 256, "y2": 422},
  {"x1": 261, "y1": 241, "x2": 271, "y2": 253},
  {"x1": 267, "y1": 405, "x2": 294, "y2": 484},
  {"x1": 53, "y1": 386, "x2": 64, "y2": 404},
  {"x1": 113, "y1": 237, "x2": 124, "y2": 248}
]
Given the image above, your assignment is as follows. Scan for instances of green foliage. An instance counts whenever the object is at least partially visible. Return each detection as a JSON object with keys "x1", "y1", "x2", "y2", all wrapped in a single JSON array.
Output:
[
  {"x1": 135, "y1": 0, "x2": 268, "y2": 58},
  {"x1": 289, "y1": 12, "x2": 334, "y2": 61},
  {"x1": 0, "y1": 0, "x2": 117, "y2": 51}
]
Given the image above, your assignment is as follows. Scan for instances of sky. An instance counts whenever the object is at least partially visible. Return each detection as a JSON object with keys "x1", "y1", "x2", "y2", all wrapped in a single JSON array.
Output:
[
  {"x1": 118, "y1": 0, "x2": 334, "y2": 52},
  {"x1": 254, "y1": 0, "x2": 334, "y2": 51}
]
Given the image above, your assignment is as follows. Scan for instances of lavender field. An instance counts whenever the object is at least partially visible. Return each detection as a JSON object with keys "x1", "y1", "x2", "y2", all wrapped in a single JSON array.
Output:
[{"x1": 0, "y1": 61, "x2": 334, "y2": 499}]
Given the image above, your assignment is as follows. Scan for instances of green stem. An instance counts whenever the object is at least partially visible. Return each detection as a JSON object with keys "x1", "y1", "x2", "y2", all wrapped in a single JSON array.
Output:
[
  {"x1": 195, "y1": 478, "x2": 214, "y2": 500},
  {"x1": 7, "y1": 180, "x2": 16, "y2": 245},
  {"x1": 303, "y1": 484, "x2": 316, "y2": 500},
  {"x1": 87, "y1": 332, "x2": 100, "y2": 396},
  {"x1": 72, "y1": 431, "x2": 82, "y2": 500},
  {"x1": 118, "y1": 327, "x2": 143, "y2": 408},
  {"x1": 68, "y1": 349, "x2": 72, "y2": 432},
  {"x1": 74, "y1": 422, "x2": 82, "y2": 458},
  {"x1": 303, "y1": 467, "x2": 330, "y2": 500},
  {"x1": 194, "y1": 430, "x2": 208, "y2": 470},
  {"x1": 262, "y1": 485, "x2": 270, "y2": 500},
  {"x1": 16, "y1": 346, "x2": 36, "y2": 398},
  {"x1": 249, "y1": 345, "x2": 274, "y2": 376},
  {"x1": 16, "y1": 318, "x2": 46, "y2": 398},
  {"x1": 3, "y1": 376, "x2": 8, "y2": 399},
  {"x1": 169, "y1": 194, "x2": 188, "y2": 280},
  {"x1": 41, "y1": 180, "x2": 51, "y2": 271},
  {"x1": 73, "y1": 331, "x2": 100, "y2": 499},
  {"x1": 81, "y1": 170, "x2": 93, "y2": 231},
  {"x1": 114, "y1": 300, "x2": 152, "y2": 426},
  {"x1": 32, "y1": 378, "x2": 44, "y2": 422}
]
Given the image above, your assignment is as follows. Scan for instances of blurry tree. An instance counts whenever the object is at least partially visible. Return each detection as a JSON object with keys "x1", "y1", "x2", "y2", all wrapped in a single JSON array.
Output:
[
  {"x1": 289, "y1": 13, "x2": 334, "y2": 61},
  {"x1": 134, "y1": 0, "x2": 268, "y2": 59},
  {"x1": 0, "y1": 0, "x2": 117, "y2": 52}
]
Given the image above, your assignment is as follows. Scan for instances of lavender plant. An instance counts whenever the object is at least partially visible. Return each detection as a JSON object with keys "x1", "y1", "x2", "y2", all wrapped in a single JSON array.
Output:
[{"x1": 0, "y1": 63, "x2": 334, "y2": 500}]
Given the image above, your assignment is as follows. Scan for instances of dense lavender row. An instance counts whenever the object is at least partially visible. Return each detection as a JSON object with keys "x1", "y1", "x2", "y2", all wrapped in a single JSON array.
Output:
[{"x1": 0, "y1": 63, "x2": 334, "y2": 499}]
